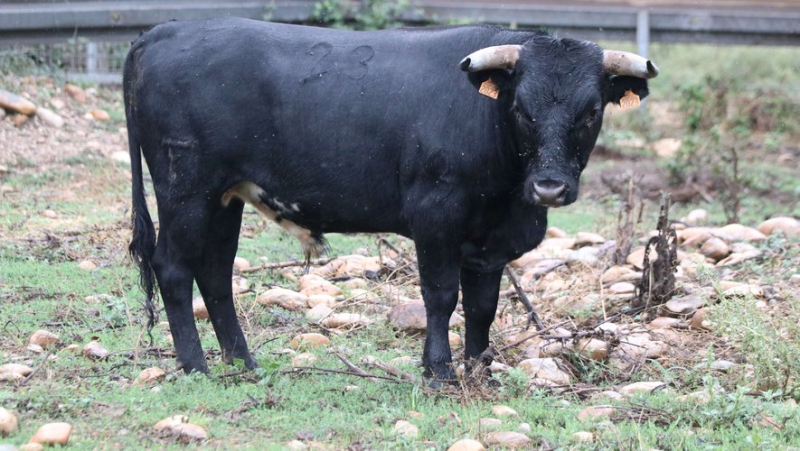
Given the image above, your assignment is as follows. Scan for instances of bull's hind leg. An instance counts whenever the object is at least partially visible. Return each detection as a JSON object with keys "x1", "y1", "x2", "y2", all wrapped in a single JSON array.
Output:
[
  {"x1": 152, "y1": 228, "x2": 207, "y2": 374},
  {"x1": 194, "y1": 199, "x2": 256, "y2": 368}
]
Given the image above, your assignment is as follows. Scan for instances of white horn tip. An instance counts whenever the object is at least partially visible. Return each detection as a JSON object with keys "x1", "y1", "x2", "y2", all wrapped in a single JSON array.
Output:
[
  {"x1": 646, "y1": 60, "x2": 660, "y2": 78},
  {"x1": 459, "y1": 57, "x2": 473, "y2": 72}
]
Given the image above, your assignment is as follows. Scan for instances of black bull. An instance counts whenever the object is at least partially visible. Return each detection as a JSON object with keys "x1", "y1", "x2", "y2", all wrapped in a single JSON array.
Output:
[{"x1": 124, "y1": 18, "x2": 657, "y2": 382}]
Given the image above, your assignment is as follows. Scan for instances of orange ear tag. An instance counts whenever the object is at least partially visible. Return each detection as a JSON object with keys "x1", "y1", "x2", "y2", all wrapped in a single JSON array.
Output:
[
  {"x1": 619, "y1": 90, "x2": 641, "y2": 109},
  {"x1": 479, "y1": 78, "x2": 500, "y2": 99}
]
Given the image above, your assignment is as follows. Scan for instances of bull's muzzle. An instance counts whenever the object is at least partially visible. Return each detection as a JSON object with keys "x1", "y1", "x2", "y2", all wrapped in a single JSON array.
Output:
[{"x1": 530, "y1": 179, "x2": 568, "y2": 207}]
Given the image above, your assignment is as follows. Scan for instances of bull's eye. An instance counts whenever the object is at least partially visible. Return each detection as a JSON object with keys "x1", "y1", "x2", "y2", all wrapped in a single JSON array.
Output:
[{"x1": 584, "y1": 108, "x2": 600, "y2": 128}]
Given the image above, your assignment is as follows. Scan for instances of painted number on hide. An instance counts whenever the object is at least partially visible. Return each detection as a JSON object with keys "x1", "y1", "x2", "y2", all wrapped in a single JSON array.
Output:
[{"x1": 303, "y1": 42, "x2": 375, "y2": 83}]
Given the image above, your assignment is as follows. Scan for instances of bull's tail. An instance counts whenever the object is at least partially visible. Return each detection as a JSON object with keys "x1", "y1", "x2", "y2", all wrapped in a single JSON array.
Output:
[{"x1": 124, "y1": 45, "x2": 158, "y2": 341}]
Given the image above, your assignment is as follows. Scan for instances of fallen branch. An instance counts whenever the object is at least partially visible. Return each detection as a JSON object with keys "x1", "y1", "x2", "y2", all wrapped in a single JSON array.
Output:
[
  {"x1": 283, "y1": 366, "x2": 408, "y2": 383},
  {"x1": 336, "y1": 354, "x2": 377, "y2": 381},
  {"x1": 504, "y1": 266, "x2": 545, "y2": 331},
  {"x1": 241, "y1": 257, "x2": 335, "y2": 273},
  {"x1": 20, "y1": 351, "x2": 53, "y2": 385},
  {"x1": 362, "y1": 358, "x2": 416, "y2": 382},
  {"x1": 498, "y1": 320, "x2": 570, "y2": 352}
]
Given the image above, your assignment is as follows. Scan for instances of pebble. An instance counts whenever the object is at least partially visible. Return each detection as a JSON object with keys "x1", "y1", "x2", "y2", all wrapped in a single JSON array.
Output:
[
  {"x1": 64, "y1": 84, "x2": 86, "y2": 103},
  {"x1": 232, "y1": 257, "x2": 250, "y2": 271},
  {"x1": 576, "y1": 338, "x2": 609, "y2": 361},
  {"x1": 681, "y1": 208, "x2": 708, "y2": 225},
  {"x1": 757, "y1": 217, "x2": 800, "y2": 237},
  {"x1": 256, "y1": 288, "x2": 308, "y2": 311},
  {"x1": 394, "y1": 420, "x2": 418, "y2": 438},
  {"x1": 192, "y1": 297, "x2": 209, "y2": 320},
  {"x1": 479, "y1": 418, "x2": 502, "y2": 429},
  {"x1": 78, "y1": 260, "x2": 97, "y2": 271},
  {"x1": 577, "y1": 406, "x2": 615, "y2": 421},
  {"x1": 90, "y1": 109, "x2": 110, "y2": 121},
  {"x1": 83, "y1": 341, "x2": 109, "y2": 360},
  {"x1": 573, "y1": 431, "x2": 594, "y2": 442},
  {"x1": 134, "y1": 367, "x2": 166, "y2": 386},
  {"x1": 0, "y1": 364, "x2": 33, "y2": 378},
  {"x1": 664, "y1": 294, "x2": 704, "y2": 315},
  {"x1": 575, "y1": 231, "x2": 605, "y2": 246},
  {"x1": 299, "y1": 274, "x2": 342, "y2": 297},
  {"x1": 447, "y1": 438, "x2": 485, "y2": 451},
  {"x1": 608, "y1": 282, "x2": 636, "y2": 295},
  {"x1": 30, "y1": 422, "x2": 72, "y2": 446},
  {"x1": 545, "y1": 226, "x2": 567, "y2": 238},
  {"x1": 690, "y1": 308, "x2": 713, "y2": 330},
  {"x1": 36, "y1": 107, "x2": 64, "y2": 128},
  {"x1": 307, "y1": 294, "x2": 336, "y2": 308},
  {"x1": 0, "y1": 408, "x2": 18, "y2": 436},
  {"x1": 305, "y1": 304, "x2": 333, "y2": 322},
  {"x1": 700, "y1": 237, "x2": 730, "y2": 261},
  {"x1": 710, "y1": 360, "x2": 736, "y2": 371},
  {"x1": 320, "y1": 313, "x2": 369, "y2": 329},
  {"x1": 619, "y1": 381, "x2": 665, "y2": 395},
  {"x1": 291, "y1": 353, "x2": 318, "y2": 367},
  {"x1": 716, "y1": 224, "x2": 766, "y2": 242},
  {"x1": 0, "y1": 89, "x2": 36, "y2": 115},
  {"x1": 491, "y1": 406, "x2": 517, "y2": 417},
  {"x1": 29, "y1": 330, "x2": 59, "y2": 348},
  {"x1": 448, "y1": 331, "x2": 461, "y2": 347},
  {"x1": 483, "y1": 431, "x2": 531, "y2": 448},
  {"x1": 518, "y1": 358, "x2": 571, "y2": 385},
  {"x1": 290, "y1": 333, "x2": 330, "y2": 350}
]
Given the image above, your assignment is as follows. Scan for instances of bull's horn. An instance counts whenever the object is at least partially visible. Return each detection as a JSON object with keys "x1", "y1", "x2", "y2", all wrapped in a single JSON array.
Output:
[
  {"x1": 459, "y1": 45, "x2": 522, "y2": 72},
  {"x1": 603, "y1": 50, "x2": 659, "y2": 78}
]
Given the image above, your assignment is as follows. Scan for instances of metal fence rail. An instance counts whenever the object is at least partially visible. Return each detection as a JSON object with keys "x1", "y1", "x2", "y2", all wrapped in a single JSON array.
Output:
[{"x1": 1, "y1": 0, "x2": 799, "y2": 83}]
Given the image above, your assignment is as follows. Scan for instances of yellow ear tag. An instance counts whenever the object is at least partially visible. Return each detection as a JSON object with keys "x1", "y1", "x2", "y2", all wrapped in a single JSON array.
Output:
[
  {"x1": 479, "y1": 78, "x2": 500, "y2": 99},
  {"x1": 619, "y1": 90, "x2": 641, "y2": 109}
]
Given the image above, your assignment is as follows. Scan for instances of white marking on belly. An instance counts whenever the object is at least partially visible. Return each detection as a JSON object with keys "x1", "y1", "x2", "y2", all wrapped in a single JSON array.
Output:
[{"x1": 222, "y1": 182, "x2": 322, "y2": 257}]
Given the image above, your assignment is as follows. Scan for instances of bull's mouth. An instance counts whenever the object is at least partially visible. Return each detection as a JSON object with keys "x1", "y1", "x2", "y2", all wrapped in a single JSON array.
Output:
[{"x1": 532, "y1": 195, "x2": 567, "y2": 208}]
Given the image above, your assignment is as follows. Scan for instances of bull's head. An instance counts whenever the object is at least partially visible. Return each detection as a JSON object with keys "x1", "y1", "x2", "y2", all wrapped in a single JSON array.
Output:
[{"x1": 460, "y1": 36, "x2": 658, "y2": 207}]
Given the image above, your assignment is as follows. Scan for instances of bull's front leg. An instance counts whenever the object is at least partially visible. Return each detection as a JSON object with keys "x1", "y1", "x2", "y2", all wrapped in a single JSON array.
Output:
[{"x1": 460, "y1": 266, "x2": 504, "y2": 364}]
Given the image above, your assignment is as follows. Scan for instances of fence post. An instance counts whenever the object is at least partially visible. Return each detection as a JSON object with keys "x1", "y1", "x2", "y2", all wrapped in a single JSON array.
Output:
[{"x1": 636, "y1": 10, "x2": 649, "y2": 113}]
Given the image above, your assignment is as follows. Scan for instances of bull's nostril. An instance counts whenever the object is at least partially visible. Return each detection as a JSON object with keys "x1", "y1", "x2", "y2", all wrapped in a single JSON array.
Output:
[{"x1": 532, "y1": 180, "x2": 567, "y2": 206}]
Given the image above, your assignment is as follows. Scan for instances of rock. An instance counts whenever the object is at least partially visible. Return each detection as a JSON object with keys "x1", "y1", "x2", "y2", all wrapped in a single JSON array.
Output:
[
  {"x1": 30, "y1": 422, "x2": 72, "y2": 445},
  {"x1": 677, "y1": 227, "x2": 713, "y2": 247},
  {"x1": 545, "y1": 226, "x2": 567, "y2": 238},
  {"x1": 299, "y1": 274, "x2": 342, "y2": 297},
  {"x1": 305, "y1": 304, "x2": 333, "y2": 322},
  {"x1": 790, "y1": 274, "x2": 800, "y2": 286},
  {"x1": 13, "y1": 114, "x2": 29, "y2": 127},
  {"x1": 290, "y1": 333, "x2": 330, "y2": 350},
  {"x1": 447, "y1": 438, "x2": 485, "y2": 451},
  {"x1": 601, "y1": 266, "x2": 634, "y2": 284},
  {"x1": 36, "y1": 107, "x2": 64, "y2": 128},
  {"x1": 64, "y1": 84, "x2": 86, "y2": 103},
  {"x1": 539, "y1": 238, "x2": 576, "y2": 251},
  {"x1": 608, "y1": 282, "x2": 636, "y2": 295},
  {"x1": 610, "y1": 333, "x2": 665, "y2": 369},
  {"x1": 0, "y1": 372, "x2": 24, "y2": 382},
  {"x1": 387, "y1": 301, "x2": 462, "y2": 331},
  {"x1": 407, "y1": 410, "x2": 424, "y2": 419},
  {"x1": 681, "y1": 208, "x2": 708, "y2": 226},
  {"x1": 758, "y1": 217, "x2": 800, "y2": 237},
  {"x1": 577, "y1": 406, "x2": 615, "y2": 422},
  {"x1": 343, "y1": 278, "x2": 369, "y2": 290},
  {"x1": 154, "y1": 415, "x2": 187, "y2": 431},
  {"x1": 722, "y1": 284, "x2": 763, "y2": 298},
  {"x1": 716, "y1": 249, "x2": 761, "y2": 267},
  {"x1": 0, "y1": 408, "x2": 18, "y2": 436},
  {"x1": 592, "y1": 390, "x2": 623, "y2": 401},
  {"x1": 286, "y1": 440, "x2": 308, "y2": 450},
  {"x1": 233, "y1": 257, "x2": 250, "y2": 271},
  {"x1": 192, "y1": 297, "x2": 209, "y2": 320},
  {"x1": 518, "y1": 358, "x2": 570, "y2": 385},
  {"x1": 648, "y1": 317, "x2": 683, "y2": 329},
  {"x1": 256, "y1": 288, "x2": 308, "y2": 311},
  {"x1": 29, "y1": 330, "x2": 59, "y2": 348},
  {"x1": 348, "y1": 289, "x2": 380, "y2": 303},
  {"x1": 652, "y1": 138, "x2": 681, "y2": 157},
  {"x1": 575, "y1": 232, "x2": 605, "y2": 246},
  {"x1": 0, "y1": 89, "x2": 36, "y2": 115},
  {"x1": 700, "y1": 237, "x2": 730, "y2": 261},
  {"x1": 716, "y1": 224, "x2": 766, "y2": 242},
  {"x1": 90, "y1": 109, "x2": 110, "y2": 121},
  {"x1": 690, "y1": 308, "x2": 713, "y2": 330},
  {"x1": 479, "y1": 418, "x2": 502, "y2": 429},
  {"x1": 627, "y1": 246, "x2": 657, "y2": 270},
  {"x1": 320, "y1": 313, "x2": 369, "y2": 329},
  {"x1": 576, "y1": 338, "x2": 609, "y2": 361},
  {"x1": 0, "y1": 363, "x2": 33, "y2": 377},
  {"x1": 448, "y1": 331, "x2": 461, "y2": 347},
  {"x1": 394, "y1": 420, "x2": 418, "y2": 438},
  {"x1": 26, "y1": 344, "x2": 43, "y2": 354},
  {"x1": 718, "y1": 280, "x2": 745, "y2": 291},
  {"x1": 484, "y1": 431, "x2": 531, "y2": 448},
  {"x1": 573, "y1": 431, "x2": 594, "y2": 443},
  {"x1": 307, "y1": 294, "x2": 336, "y2": 308},
  {"x1": 134, "y1": 367, "x2": 166, "y2": 386},
  {"x1": 78, "y1": 260, "x2": 97, "y2": 271},
  {"x1": 154, "y1": 416, "x2": 206, "y2": 440},
  {"x1": 231, "y1": 276, "x2": 249, "y2": 294},
  {"x1": 711, "y1": 360, "x2": 736, "y2": 371},
  {"x1": 566, "y1": 248, "x2": 600, "y2": 268},
  {"x1": 517, "y1": 423, "x2": 531, "y2": 433},
  {"x1": 663, "y1": 294, "x2": 704, "y2": 315},
  {"x1": 291, "y1": 352, "x2": 318, "y2": 367},
  {"x1": 83, "y1": 341, "x2": 109, "y2": 360},
  {"x1": 491, "y1": 406, "x2": 517, "y2": 417},
  {"x1": 620, "y1": 381, "x2": 664, "y2": 395}
]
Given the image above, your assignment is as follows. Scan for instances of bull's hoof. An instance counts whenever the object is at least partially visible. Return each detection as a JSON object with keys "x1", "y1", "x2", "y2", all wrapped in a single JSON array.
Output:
[{"x1": 422, "y1": 365, "x2": 458, "y2": 388}]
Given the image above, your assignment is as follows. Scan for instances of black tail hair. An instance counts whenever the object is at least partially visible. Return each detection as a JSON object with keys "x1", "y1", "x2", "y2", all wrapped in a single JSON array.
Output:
[{"x1": 123, "y1": 46, "x2": 158, "y2": 343}]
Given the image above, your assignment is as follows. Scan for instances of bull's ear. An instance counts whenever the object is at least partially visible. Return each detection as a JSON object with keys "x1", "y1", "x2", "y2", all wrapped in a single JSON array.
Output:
[
  {"x1": 466, "y1": 70, "x2": 514, "y2": 100},
  {"x1": 603, "y1": 75, "x2": 649, "y2": 106}
]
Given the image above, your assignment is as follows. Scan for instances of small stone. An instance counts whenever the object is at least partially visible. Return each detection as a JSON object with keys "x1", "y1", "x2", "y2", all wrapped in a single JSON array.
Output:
[
  {"x1": 517, "y1": 423, "x2": 531, "y2": 433},
  {"x1": 592, "y1": 390, "x2": 623, "y2": 401},
  {"x1": 286, "y1": 440, "x2": 308, "y2": 450},
  {"x1": 36, "y1": 107, "x2": 64, "y2": 128},
  {"x1": 305, "y1": 304, "x2": 333, "y2": 323},
  {"x1": 192, "y1": 297, "x2": 209, "y2": 320},
  {"x1": 231, "y1": 276, "x2": 249, "y2": 294},
  {"x1": 573, "y1": 431, "x2": 594, "y2": 443},
  {"x1": 648, "y1": 317, "x2": 683, "y2": 329},
  {"x1": 343, "y1": 278, "x2": 369, "y2": 290},
  {"x1": 64, "y1": 84, "x2": 86, "y2": 103},
  {"x1": 408, "y1": 410, "x2": 424, "y2": 419},
  {"x1": 577, "y1": 406, "x2": 615, "y2": 421},
  {"x1": 292, "y1": 353, "x2": 318, "y2": 367},
  {"x1": 664, "y1": 294, "x2": 704, "y2": 315},
  {"x1": 682, "y1": 208, "x2": 708, "y2": 225},
  {"x1": 26, "y1": 344, "x2": 44, "y2": 354},
  {"x1": 608, "y1": 282, "x2": 636, "y2": 295},
  {"x1": 566, "y1": 248, "x2": 600, "y2": 268},
  {"x1": 677, "y1": 227, "x2": 714, "y2": 247},
  {"x1": 716, "y1": 224, "x2": 766, "y2": 242},
  {"x1": 290, "y1": 333, "x2": 330, "y2": 350},
  {"x1": 83, "y1": 341, "x2": 109, "y2": 360},
  {"x1": 483, "y1": 431, "x2": 531, "y2": 448},
  {"x1": 479, "y1": 418, "x2": 502, "y2": 429},
  {"x1": 711, "y1": 360, "x2": 736, "y2": 371},
  {"x1": 758, "y1": 217, "x2": 800, "y2": 237},
  {"x1": 91, "y1": 109, "x2": 110, "y2": 121},
  {"x1": 491, "y1": 406, "x2": 517, "y2": 417},
  {"x1": 0, "y1": 89, "x2": 36, "y2": 115},
  {"x1": 394, "y1": 420, "x2": 418, "y2": 438},
  {"x1": 652, "y1": 138, "x2": 681, "y2": 158},
  {"x1": 13, "y1": 114, "x2": 29, "y2": 127},
  {"x1": 539, "y1": 238, "x2": 576, "y2": 251},
  {"x1": 575, "y1": 232, "x2": 605, "y2": 246},
  {"x1": 29, "y1": 330, "x2": 59, "y2": 348},
  {"x1": 232, "y1": 257, "x2": 250, "y2": 271},
  {"x1": 154, "y1": 416, "x2": 206, "y2": 440},
  {"x1": 518, "y1": 358, "x2": 571, "y2": 385},
  {"x1": 30, "y1": 422, "x2": 72, "y2": 445},
  {"x1": 320, "y1": 313, "x2": 369, "y2": 329},
  {"x1": 256, "y1": 288, "x2": 308, "y2": 311},
  {"x1": 545, "y1": 226, "x2": 567, "y2": 238},
  {"x1": 0, "y1": 363, "x2": 33, "y2": 377},
  {"x1": 620, "y1": 381, "x2": 665, "y2": 395},
  {"x1": 576, "y1": 338, "x2": 609, "y2": 361},
  {"x1": 690, "y1": 308, "x2": 713, "y2": 330},
  {"x1": 700, "y1": 237, "x2": 730, "y2": 261},
  {"x1": 722, "y1": 284, "x2": 763, "y2": 298},
  {"x1": 627, "y1": 246, "x2": 657, "y2": 270},
  {"x1": 0, "y1": 407, "x2": 18, "y2": 436},
  {"x1": 601, "y1": 266, "x2": 634, "y2": 284},
  {"x1": 447, "y1": 438, "x2": 485, "y2": 451},
  {"x1": 299, "y1": 274, "x2": 342, "y2": 297},
  {"x1": 78, "y1": 260, "x2": 97, "y2": 271},
  {"x1": 448, "y1": 331, "x2": 461, "y2": 347},
  {"x1": 134, "y1": 367, "x2": 166, "y2": 386}
]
